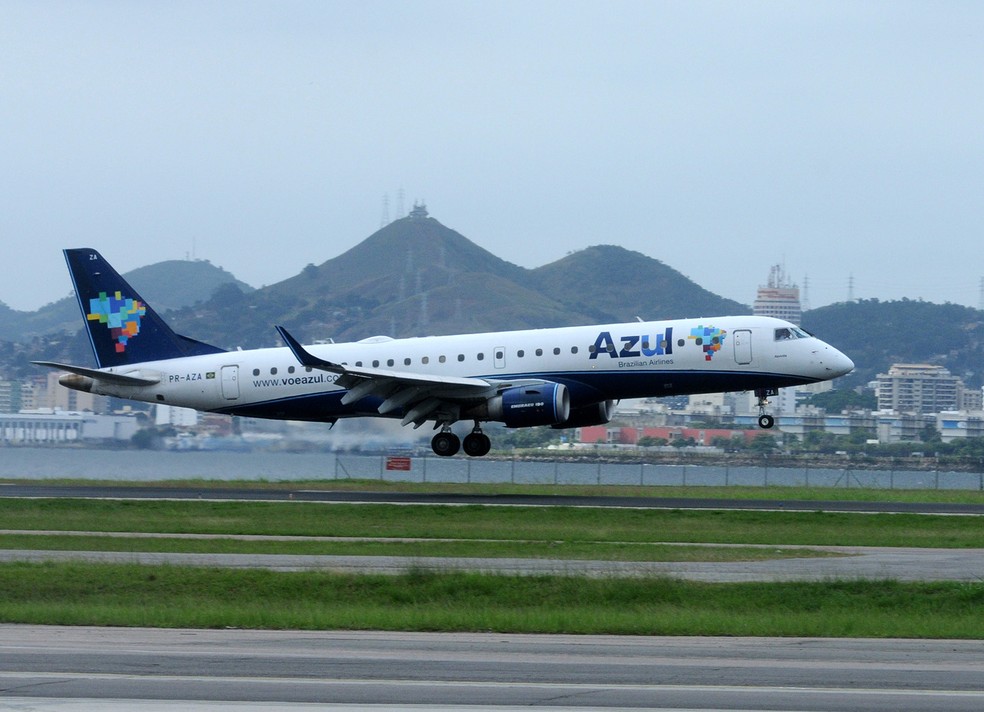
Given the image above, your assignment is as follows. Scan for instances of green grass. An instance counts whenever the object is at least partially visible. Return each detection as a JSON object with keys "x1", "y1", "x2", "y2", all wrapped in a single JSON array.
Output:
[
  {"x1": 2, "y1": 490, "x2": 982, "y2": 637},
  {"x1": 2, "y1": 562, "x2": 982, "y2": 638},
  {"x1": 2, "y1": 499, "x2": 983, "y2": 548},
  {"x1": 7, "y1": 478, "x2": 984, "y2": 504}
]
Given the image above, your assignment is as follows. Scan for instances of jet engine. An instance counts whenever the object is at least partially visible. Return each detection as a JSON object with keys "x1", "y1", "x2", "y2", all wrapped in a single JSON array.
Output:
[
  {"x1": 481, "y1": 383, "x2": 571, "y2": 428},
  {"x1": 552, "y1": 399, "x2": 615, "y2": 429}
]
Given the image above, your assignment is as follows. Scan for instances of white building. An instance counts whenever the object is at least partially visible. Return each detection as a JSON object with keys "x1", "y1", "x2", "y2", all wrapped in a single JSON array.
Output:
[{"x1": 753, "y1": 264, "x2": 802, "y2": 325}]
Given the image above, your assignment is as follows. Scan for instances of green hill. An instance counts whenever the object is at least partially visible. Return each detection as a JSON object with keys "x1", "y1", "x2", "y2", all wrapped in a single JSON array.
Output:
[
  {"x1": 164, "y1": 214, "x2": 749, "y2": 350},
  {"x1": 2, "y1": 259, "x2": 253, "y2": 343},
  {"x1": 532, "y1": 245, "x2": 747, "y2": 323},
  {"x1": 802, "y1": 299, "x2": 984, "y2": 389},
  {"x1": 15, "y1": 212, "x2": 984, "y2": 393}
]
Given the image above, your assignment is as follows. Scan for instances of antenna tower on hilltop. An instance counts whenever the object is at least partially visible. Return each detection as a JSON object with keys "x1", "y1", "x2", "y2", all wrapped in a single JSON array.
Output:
[
  {"x1": 801, "y1": 275, "x2": 811, "y2": 312},
  {"x1": 380, "y1": 194, "x2": 390, "y2": 228},
  {"x1": 396, "y1": 188, "x2": 405, "y2": 220}
]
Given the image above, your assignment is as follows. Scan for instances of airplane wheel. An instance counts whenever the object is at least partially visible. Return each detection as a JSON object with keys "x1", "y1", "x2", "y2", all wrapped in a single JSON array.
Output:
[
  {"x1": 431, "y1": 432, "x2": 460, "y2": 457},
  {"x1": 463, "y1": 432, "x2": 492, "y2": 457},
  {"x1": 758, "y1": 414, "x2": 775, "y2": 429}
]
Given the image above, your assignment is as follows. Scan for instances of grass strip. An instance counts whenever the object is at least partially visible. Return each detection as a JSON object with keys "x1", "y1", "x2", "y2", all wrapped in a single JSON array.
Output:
[
  {"x1": 6, "y1": 478, "x2": 984, "y2": 504},
  {"x1": 0, "y1": 534, "x2": 833, "y2": 562},
  {"x1": 1, "y1": 499, "x2": 982, "y2": 548},
  {"x1": 1, "y1": 562, "x2": 982, "y2": 638}
]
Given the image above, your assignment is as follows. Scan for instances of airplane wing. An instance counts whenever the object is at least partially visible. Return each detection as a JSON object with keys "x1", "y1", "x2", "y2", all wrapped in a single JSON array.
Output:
[
  {"x1": 275, "y1": 326, "x2": 542, "y2": 428},
  {"x1": 32, "y1": 361, "x2": 161, "y2": 386}
]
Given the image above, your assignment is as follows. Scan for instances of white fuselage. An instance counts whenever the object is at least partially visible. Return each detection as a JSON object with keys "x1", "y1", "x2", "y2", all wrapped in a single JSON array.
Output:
[{"x1": 80, "y1": 315, "x2": 853, "y2": 421}]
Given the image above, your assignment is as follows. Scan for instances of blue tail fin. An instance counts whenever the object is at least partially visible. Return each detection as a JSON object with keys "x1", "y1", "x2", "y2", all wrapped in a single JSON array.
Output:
[{"x1": 65, "y1": 248, "x2": 226, "y2": 368}]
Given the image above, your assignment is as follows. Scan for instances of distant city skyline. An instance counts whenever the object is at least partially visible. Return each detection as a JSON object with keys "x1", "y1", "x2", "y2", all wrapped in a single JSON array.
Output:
[{"x1": 3, "y1": 2, "x2": 983, "y2": 313}]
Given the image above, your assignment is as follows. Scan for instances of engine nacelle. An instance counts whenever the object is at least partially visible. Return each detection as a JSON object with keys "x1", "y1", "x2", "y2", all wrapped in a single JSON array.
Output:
[
  {"x1": 485, "y1": 383, "x2": 571, "y2": 428},
  {"x1": 551, "y1": 400, "x2": 615, "y2": 429}
]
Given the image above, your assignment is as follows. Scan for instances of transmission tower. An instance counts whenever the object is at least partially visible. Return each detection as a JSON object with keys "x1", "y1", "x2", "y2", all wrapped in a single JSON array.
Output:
[
  {"x1": 380, "y1": 194, "x2": 390, "y2": 228},
  {"x1": 396, "y1": 188, "x2": 405, "y2": 220},
  {"x1": 847, "y1": 274, "x2": 855, "y2": 302},
  {"x1": 801, "y1": 275, "x2": 811, "y2": 312}
]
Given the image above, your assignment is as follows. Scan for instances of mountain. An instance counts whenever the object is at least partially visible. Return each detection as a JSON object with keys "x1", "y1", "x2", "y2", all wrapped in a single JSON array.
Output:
[
  {"x1": 1, "y1": 260, "x2": 253, "y2": 342},
  {"x1": 803, "y1": 299, "x2": 984, "y2": 389},
  {"x1": 13, "y1": 211, "x2": 984, "y2": 391},
  {"x1": 531, "y1": 245, "x2": 747, "y2": 323},
  {"x1": 163, "y1": 212, "x2": 751, "y2": 349}
]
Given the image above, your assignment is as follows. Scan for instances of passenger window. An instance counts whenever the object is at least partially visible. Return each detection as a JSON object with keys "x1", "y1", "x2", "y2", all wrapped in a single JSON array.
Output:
[
  {"x1": 517, "y1": 349, "x2": 525, "y2": 357},
  {"x1": 477, "y1": 353, "x2": 485, "y2": 361},
  {"x1": 288, "y1": 366, "x2": 295, "y2": 374},
  {"x1": 535, "y1": 348, "x2": 543, "y2": 356},
  {"x1": 404, "y1": 358, "x2": 412, "y2": 366},
  {"x1": 270, "y1": 367, "x2": 278, "y2": 375},
  {"x1": 387, "y1": 359, "x2": 394, "y2": 367},
  {"x1": 439, "y1": 355, "x2": 446, "y2": 363},
  {"x1": 422, "y1": 356, "x2": 429, "y2": 365},
  {"x1": 553, "y1": 347, "x2": 560, "y2": 355},
  {"x1": 457, "y1": 354, "x2": 465, "y2": 362},
  {"x1": 252, "y1": 368, "x2": 260, "y2": 376},
  {"x1": 571, "y1": 346, "x2": 578, "y2": 354},
  {"x1": 372, "y1": 360, "x2": 379, "y2": 367}
]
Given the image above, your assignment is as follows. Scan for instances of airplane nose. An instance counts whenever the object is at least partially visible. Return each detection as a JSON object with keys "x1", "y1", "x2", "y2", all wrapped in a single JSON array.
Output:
[
  {"x1": 826, "y1": 347, "x2": 855, "y2": 378},
  {"x1": 809, "y1": 342, "x2": 854, "y2": 380}
]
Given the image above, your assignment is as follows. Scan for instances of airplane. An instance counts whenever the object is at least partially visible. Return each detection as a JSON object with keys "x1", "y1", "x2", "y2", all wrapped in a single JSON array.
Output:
[{"x1": 35, "y1": 248, "x2": 854, "y2": 457}]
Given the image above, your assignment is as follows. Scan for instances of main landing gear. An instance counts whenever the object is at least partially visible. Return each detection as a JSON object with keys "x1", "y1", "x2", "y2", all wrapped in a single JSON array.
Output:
[
  {"x1": 755, "y1": 388, "x2": 778, "y2": 429},
  {"x1": 431, "y1": 423, "x2": 491, "y2": 457}
]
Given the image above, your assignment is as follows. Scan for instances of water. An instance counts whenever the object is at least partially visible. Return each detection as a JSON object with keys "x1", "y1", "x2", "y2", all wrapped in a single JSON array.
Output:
[
  {"x1": 2, "y1": 446, "x2": 980, "y2": 490},
  {"x1": 0, "y1": 447, "x2": 340, "y2": 481}
]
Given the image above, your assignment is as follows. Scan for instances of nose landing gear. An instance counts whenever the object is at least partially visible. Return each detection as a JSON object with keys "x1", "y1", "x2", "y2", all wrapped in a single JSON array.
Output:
[{"x1": 755, "y1": 388, "x2": 778, "y2": 429}]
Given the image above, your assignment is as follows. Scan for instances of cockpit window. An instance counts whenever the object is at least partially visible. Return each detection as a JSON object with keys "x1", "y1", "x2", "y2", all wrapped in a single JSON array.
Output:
[{"x1": 774, "y1": 326, "x2": 811, "y2": 341}]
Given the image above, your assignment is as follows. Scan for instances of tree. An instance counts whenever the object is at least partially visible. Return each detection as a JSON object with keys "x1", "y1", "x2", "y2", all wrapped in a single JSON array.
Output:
[
  {"x1": 803, "y1": 388, "x2": 877, "y2": 413},
  {"x1": 749, "y1": 434, "x2": 779, "y2": 453}
]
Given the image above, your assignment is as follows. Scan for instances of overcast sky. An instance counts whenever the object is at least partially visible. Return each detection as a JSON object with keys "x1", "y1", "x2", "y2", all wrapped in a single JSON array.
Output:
[{"x1": 2, "y1": 1, "x2": 982, "y2": 314}]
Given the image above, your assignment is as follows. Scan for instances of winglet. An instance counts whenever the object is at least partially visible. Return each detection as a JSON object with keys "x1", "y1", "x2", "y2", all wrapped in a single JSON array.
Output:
[{"x1": 275, "y1": 326, "x2": 344, "y2": 373}]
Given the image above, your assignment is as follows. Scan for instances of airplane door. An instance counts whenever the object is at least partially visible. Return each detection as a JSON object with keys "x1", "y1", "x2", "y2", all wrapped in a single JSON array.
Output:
[
  {"x1": 733, "y1": 330, "x2": 752, "y2": 365},
  {"x1": 221, "y1": 365, "x2": 240, "y2": 400},
  {"x1": 494, "y1": 347, "x2": 506, "y2": 369}
]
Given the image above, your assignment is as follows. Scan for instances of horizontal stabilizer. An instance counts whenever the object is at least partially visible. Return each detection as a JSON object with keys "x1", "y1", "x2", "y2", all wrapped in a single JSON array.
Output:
[{"x1": 32, "y1": 361, "x2": 161, "y2": 386}]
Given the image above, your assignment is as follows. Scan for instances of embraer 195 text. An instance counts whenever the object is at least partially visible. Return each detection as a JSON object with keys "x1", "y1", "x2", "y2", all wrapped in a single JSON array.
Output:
[{"x1": 35, "y1": 249, "x2": 854, "y2": 457}]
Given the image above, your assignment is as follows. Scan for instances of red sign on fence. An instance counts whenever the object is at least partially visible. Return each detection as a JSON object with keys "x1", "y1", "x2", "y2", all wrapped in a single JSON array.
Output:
[{"x1": 385, "y1": 456, "x2": 412, "y2": 471}]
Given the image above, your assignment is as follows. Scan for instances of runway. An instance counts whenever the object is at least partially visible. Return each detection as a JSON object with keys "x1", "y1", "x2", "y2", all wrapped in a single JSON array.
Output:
[
  {"x1": 3, "y1": 485, "x2": 983, "y2": 709},
  {"x1": 2, "y1": 626, "x2": 983, "y2": 711},
  {"x1": 3, "y1": 483, "x2": 984, "y2": 515}
]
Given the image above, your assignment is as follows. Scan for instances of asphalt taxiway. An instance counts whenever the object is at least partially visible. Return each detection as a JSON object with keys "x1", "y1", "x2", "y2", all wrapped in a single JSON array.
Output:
[{"x1": 3, "y1": 626, "x2": 984, "y2": 711}]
